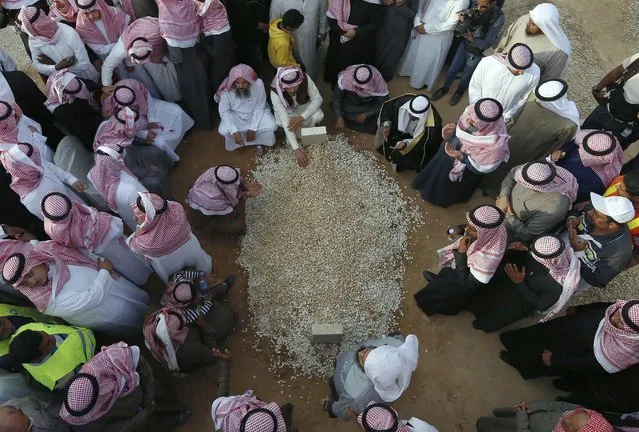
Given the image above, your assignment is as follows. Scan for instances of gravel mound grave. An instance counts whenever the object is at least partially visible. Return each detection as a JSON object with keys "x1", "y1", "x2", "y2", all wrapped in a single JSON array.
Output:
[{"x1": 238, "y1": 136, "x2": 423, "y2": 378}]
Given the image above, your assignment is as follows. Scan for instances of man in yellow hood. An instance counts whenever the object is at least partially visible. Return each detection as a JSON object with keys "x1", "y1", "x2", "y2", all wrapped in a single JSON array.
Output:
[{"x1": 268, "y1": 9, "x2": 304, "y2": 68}]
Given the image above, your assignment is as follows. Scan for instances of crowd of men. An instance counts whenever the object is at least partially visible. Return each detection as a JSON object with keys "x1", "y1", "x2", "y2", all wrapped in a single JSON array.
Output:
[{"x1": 0, "y1": 0, "x2": 637, "y2": 429}]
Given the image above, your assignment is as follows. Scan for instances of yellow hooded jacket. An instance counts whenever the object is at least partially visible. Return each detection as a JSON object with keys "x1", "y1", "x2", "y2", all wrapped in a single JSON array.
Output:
[{"x1": 268, "y1": 18, "x2": 299, "y2": 69}]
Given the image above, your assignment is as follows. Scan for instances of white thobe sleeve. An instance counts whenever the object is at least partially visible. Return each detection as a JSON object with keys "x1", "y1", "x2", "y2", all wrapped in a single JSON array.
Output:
[
  {"x1": 426, "y1": 0, "x2": 468, "y2": 34},
  {"x1": 269, "y1": 0, "x2": 286, "y2": 21},
  {"x1": 299, "y1": 77, "x2": 323, "y2": 121},
  {"x1": 502, "y1": 71, "x2": 540, "y2": 122},
  {"x1": 467, "y1": 59, "x2": 486, "y2": 104},
  {"x1": 30, "y1": 42, "x2": 57, "y2": 76},
  {"x1": 319, "y1": 0, "x2": 329, "y2": 34},
  {"x1": 51, "y1": 269, "x2": 111, "y2": 314},
  {"x1": 413, "y1": 3, "x2": 423, "y2": 27},
  {"x1": 271, "y1": 90, "x2": 301, "y2": 150},
  {"x1": 102, "y1": 39, "x2": 128, "y2": 86},
  {"x1": 45, "y1": 161, "x2": 79, "y2": 186},
  {"x1": 219, "y1": 92, "x2": 239, "y2": 134},
  {"x1": 66, "y1": 28, "x2": 99, "y2": 82},
  {"x1": 250, "y1": 81, "x2": 268, "y2": 131}
]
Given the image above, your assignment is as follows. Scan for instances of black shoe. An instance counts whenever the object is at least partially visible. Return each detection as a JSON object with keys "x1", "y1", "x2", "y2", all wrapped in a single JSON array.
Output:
[
  {"x1": 431, "y1": 88, "x2": 448, "y2": 102},
  {"x1": 553, "y1": 378, "x2": 573, "y2": 392},
  {"x1": 449, "y1": 91, "x2": 464, "y2": 106},
  {"x1": 422, "y1": 270, "x2": 437, "y2": 282},
  {"x1": 222, "y1": 275, "x2": 236, "y2": 293},
  {"x1": 499, "y1": 350, "x2": 513, "y2": 366}
]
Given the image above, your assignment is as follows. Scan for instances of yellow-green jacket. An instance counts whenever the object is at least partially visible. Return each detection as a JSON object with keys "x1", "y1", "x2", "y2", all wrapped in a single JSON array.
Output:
[
  {"x1": 0, "y1": 304, "x2": 59, "y2": 359},
  {"x1": 268, "y1": 18, "x2": 299, "y2": 69}
]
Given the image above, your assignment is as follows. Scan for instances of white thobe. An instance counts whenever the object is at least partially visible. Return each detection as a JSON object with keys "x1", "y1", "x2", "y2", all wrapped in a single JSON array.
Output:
[
  {"x1": 0, "y1": 50, "x2": 17, "y2": 72},
  {"x1": 468, "y1": 56, "x2": 541, "y2": 122},
  {"x1": 102, "y1": 39, "x2": 182, "y2": 102},
  {"x1": 218, "y1": 80, "x2": 277, "y2": 151},
  {"x1": 397, "y1": 0, "x2": 468, "y2": 89},
  {"x1": 9, "y1": 116, "x2": 55, "y2": 162},
  {"x1": 28, "y1": 25, "x2": 100, "y2": 82},
  {"x1": 45, "y1": 264, "x2": 150, "y2": 337},
  {"x1": 136, "y1": 97, "x2": 195, "y2": 162},
  {"x1": 270, "y1": 76, "x2": 324, "y2": 150},
  {"x1": 20, "y1": 163, "x2": 85, "y2": 220},
  {"x1": 75, "y1": 217, "x2": 152, "y2": 286},
  {"x1": 126, "y1": 233, "x2": 212, "y2": 283},
  {"x1": 269, "y1": 0, "x2": 328, "y2": 79}
]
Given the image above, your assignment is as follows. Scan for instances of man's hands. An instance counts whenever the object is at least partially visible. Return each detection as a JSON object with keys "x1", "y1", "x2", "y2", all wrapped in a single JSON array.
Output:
[
  {"x1": 415, "y1": 24, "x2": 426, "y2": 34},
  {"x1": 72, "y1": 181, "x2": 85, "y2": 193},
  {"x1": 232, "y1": 131, "x2": 244, "y2": 146},
  {"x1": 382, "y1": 125, "x2": 390, "y2": 142},
  {"x1": 542, "y1": 349, "x2": 553, "y2": 366},
  {"x1": 295, "y1": 148, "x2": 308, "y2": 168},
  {"x1": 288, "y1": 115, "x2": 304, "y2": 132},
  {"x1": 444, "y1": 142, "x2": 462, "y2": 160},
  {"x1": 98, "y1": 257, "x2": 114, "y2": 272},
  {"x1": 457, "y1": 235, "x2": 471, "y2": 253},
  {"x1": 393, "y1": 141, "x2": 407, "y2": 150},
  {"x1": 462, "y1": 31, "x2": 474, "y2": 42},
  {"x1": 592, "y1": 85, "x2": 607, "y2": 104},
  {"x1": 355, "y1": 113, "x2": 367, "y2": 124},
  {"x1": 550, "y1": 150, "x2": 566, "y2": 162},
  {"x1": 211, "y1": 348, "x2": 232, "y2": 360},
  {"x1": 244, "y1": 180, "x2": 263, "y2": 198},
  {"x1": 55, "y1": 56, "x2": 76, "y2": 71},
  {"x1": 568, "y1": 225, "x2": 588, "y2": 252},
  {"x1": 441, "y1": 122, "x2": 456, "y2": 140},
  {"x1": 496, "y1": 196, "x2": 513, "y2": 215},
  {"x1": 336, "y1": 117, "x2": 345, "y2": 132},
  {"x1": 344, "y1": 29, "x2": 356, "y2": 39},
  {"x1": 504, "y1": 263, "x2": 526, "y2": 284},
  {"x1": 247, "y1": 130, "x2": 256, "y2": 142},
  {"x1": 2, "y1": 225, "x2": 36, "y2": 242},
  {"x1": 507, "y1": 241, "x2": 528, "y2": 251},
  {"x1": 513, "y1": 402, "x2": 530, "y2": 413}
]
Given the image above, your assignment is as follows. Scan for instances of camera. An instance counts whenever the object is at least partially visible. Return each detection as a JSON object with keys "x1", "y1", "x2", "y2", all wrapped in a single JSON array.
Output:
[{"x1": 454, "y1": 7, "x2": 480, "y2": 37}]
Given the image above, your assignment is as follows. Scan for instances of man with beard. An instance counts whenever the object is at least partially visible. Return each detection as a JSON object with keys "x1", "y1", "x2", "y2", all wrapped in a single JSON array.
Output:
[
  {"x1": 216, "y1": 64, "x2": 277, "y2": 152},
  {"x1": 495, "y1": 3, "x2": 571, "y2": 82}
]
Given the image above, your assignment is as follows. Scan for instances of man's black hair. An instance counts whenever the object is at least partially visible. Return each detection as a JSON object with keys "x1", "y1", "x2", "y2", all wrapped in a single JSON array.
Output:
[
  {"x1": 9, "y1": 330, "x2": 44, "y2": 364},
  {"x1": 282, "y1": 9, "x2": 304, "y2": 29},
  {"x1": 624, "y1": 170, "x2": 639, "y2": 196}
]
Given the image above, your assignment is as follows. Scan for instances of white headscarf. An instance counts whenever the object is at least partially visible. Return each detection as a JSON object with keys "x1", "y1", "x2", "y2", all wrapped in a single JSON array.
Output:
[
  {"x1": 535, "y1": 79, "x2": 580, "y2": 128},
  {"x1": 397, "y1": 95, "x2": 431, "y2": 138},
  {"x1": 529, "y1": 3, "x2": 571, "y2": 56},
  {"x1": 364, "y1": 334, "x2": 419, "y2": 402}
]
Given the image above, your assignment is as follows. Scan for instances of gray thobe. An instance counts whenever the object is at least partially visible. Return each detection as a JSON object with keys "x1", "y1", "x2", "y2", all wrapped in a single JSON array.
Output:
[
  {"x1": 500, "y1": 168, "x2": 571, "y2": 243},
  {"x1": 270, "y1": 0, "x2": 328, "y2": 79},
  {"x1": 2, "y1": 397, "x2": 70, "y2": 432},
  {"x1": 480, "y1": 98, "x2": 578, "y2": 196},
  {"x1": 0, "y1": 49, "x2": 17, "y2": 72},
  {"x1": 330, "y1": 335, "x2": 404, "y2": 420},
  {"x1": 477, "y1": 401, "x2": 580, "y2": 432},
  {"x1": 375, "y1": 0, "x2": 419, "y2": 81}
]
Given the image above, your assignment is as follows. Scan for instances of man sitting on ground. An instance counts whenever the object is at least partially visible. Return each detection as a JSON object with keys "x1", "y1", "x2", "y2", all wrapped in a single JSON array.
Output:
[
  {"x1": 270, "y1": 65, "x2": 324, "y2": 167},
  {"x1": 212, "y1": 390, "x2": 299, "y2": 431},
  {"x1": 215, "y1": 64, "x2": 277, "y2": 152}
]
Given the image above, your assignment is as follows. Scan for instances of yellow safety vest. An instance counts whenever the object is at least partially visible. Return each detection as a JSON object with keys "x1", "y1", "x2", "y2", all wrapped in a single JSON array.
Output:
[
  {"x1": 0, "y1": 304, "x2": 59, "y2": 358},
  {"x1": 11, "y1": 323, "x2": 95, "y2": 391}
]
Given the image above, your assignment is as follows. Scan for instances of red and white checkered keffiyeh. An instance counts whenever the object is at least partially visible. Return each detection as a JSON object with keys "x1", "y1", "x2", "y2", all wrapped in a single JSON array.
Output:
[
  {"x1": 514, "y1": 161, "x2": 578, "y2": 203},
  {"x1": 197, "y1": 0, "x2": 229, "y2": 35},
  {"x1": 553, "y1": 408, "x2": 614, "y2": 432},
  {"x1": 449, "y1": 98, "x2": 510, "y2": 181},
  {"x1": 89, "y1": 146, "x2": 134, "y2": 210},
  {"x1": 0, "y1": 240, "x2": 33, "y2": 268},
  {"x1": 593, "y1": 300, "x2": 639, "y2": 373},
  {"x1": 42, "y1": 192, "x2": 114, "y2": 251},
  {"x1": 530, "y1": 235, "x2": 581, "y2": 322},
  {"x1": 337, "y1": 64, "x2": 388, "y2": 98},
  {"x1": 128, "y1": 192, "x2": 192, "y2": 258},
  {"x1": 60, "y1": 342, "x2": 140, "y2": 425},
  {"x1": 121, "y1": 17, "x2": 166, "y2": 64},
  {"x1": 157, "y1": 0, "x2": 200, "y2": 44},
  {"x1": 2, "y1": 241, "x2": 97, "y2": 311},
  {"x1": 49, "y1": 0, "x2": 78, "y2": 23},
  {"x1": 271, "y1": 66, "x2": 304, "y2": 111},
  {"x1": 100, "y1": 79, "x2": 150, "y2": 117},
  {"x1": 327, "y1": 0, "x2": 357, "y2": 32},
  {"x1": 574, "y1": 130, "x2": 623, "y2": 187},
  {"x1": 143, "y1": 307, "x2": 189, "y2": 371},
  {"x1": 75, "y1": 0, "x2": 128, "y2": 45},
  {"x1": 214, "y1": 64, "x2": 258, "y2": 103},
  {"x1": 494, "y1": 43, "x2": 534, "y2": 71},
  {"x1": 93, "y1": 107, "x2": 147, "y2": 152},
  {"x1": 357, "y1": 402, "x2": 412, "y2": 432},
  {"x1": 19, "y1": 6, "x2": 60, "y2": 40},
  {"x1": 212, "y1": 391, "x2": 287, "y2": 432},
  {"x1": 0, "y1": 144, "x2": 44, "y2": 197},
  {"x1": 186, "y1": 166, "x2": 242, "y2": 215},
  {"x1": 162, "y1": 280, "x2": 195, "y2": 308},
  {"x1": 438, "y1": 204, "x2": 507, "y2": 284},
  {"x1": 44, "y1": 70, "x2": 97, "y2": 112},
  {"x1": 0, "y1": 101, "x2": 22, "y2": 145}
]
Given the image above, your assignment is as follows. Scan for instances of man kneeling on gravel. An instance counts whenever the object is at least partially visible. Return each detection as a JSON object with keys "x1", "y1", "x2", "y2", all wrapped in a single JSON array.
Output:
[{"x1": 322, "y1": 334, "x2": 419, "y2": 420}]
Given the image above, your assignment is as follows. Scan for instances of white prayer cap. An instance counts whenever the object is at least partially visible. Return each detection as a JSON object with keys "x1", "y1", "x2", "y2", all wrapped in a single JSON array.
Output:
[
  {"x1": 363, "y1": 334, "x2": 419, "y2": 402},
  {"x1": 408, "y1": 96, "x2": 430, "y2": 117},
  {"x1": 535, "y1": 79, "x2": 568, "y2": 102}
]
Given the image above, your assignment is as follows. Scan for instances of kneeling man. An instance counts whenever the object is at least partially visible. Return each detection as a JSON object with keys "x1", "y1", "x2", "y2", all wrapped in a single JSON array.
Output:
[
  {"x1": 270, "y1": 66, "x2": 324, "y2": 167},
  {"x1": 216, "y1": 64, "x2": 277, "y2": 152}
]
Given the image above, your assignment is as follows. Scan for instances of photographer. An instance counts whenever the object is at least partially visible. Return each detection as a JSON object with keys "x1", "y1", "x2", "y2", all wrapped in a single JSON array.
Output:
[{"x1": 431, "y1": 0, "x2": 504, "y2": 106}]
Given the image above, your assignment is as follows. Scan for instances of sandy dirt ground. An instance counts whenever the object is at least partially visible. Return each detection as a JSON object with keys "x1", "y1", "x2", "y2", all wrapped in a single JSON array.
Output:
[{"x1": 0, "y1": 0, "x2": 636, "y2": 430}]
